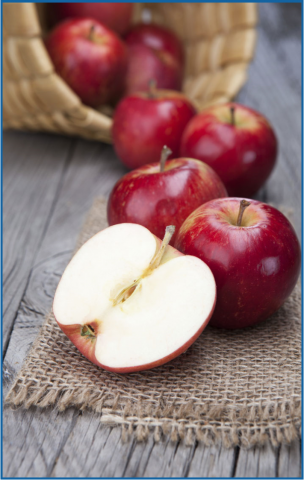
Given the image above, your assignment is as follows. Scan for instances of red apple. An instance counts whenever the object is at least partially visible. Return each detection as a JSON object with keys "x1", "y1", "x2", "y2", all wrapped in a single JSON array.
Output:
[
  {"x1": 50, "y1": 3, "x2": 133, "y2": 36},
  {"x1": 125, "y1": 23, "x2": 184, "y2": 67},
  {"x1": 112, "y1": 87, "x2": 196, "y2": 169},
  {"x1": 125, "y1": 44, "x2": 182, "y2": 95},
  {"x1": 53, "y1": 224, "x2": 216, "y2": 373},
  {"x1": 180, "y1": 103, "x2": 278, "y2": 197},
  {"x1": 175, "y1": 198, "x2": 301, "y2": 329},
  {"x1": 45, "y1": 18, "x2": 128, "y2": 107},
  {"x1": 124, "y1": 23, "x2": 183, "y2": 95},
  {"x1": 107, "y1": 146, "x2": 227, "y2": 243}
]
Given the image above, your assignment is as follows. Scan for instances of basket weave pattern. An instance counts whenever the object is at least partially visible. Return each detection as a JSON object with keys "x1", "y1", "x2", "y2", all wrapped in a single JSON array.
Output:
[{"x1": 3, "y1": 3, "x2": 257, "y2": 143}]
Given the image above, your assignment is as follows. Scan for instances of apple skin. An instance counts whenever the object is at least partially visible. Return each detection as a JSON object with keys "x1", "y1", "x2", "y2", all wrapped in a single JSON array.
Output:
[
  {"x1": 124, "y1": 23, "x2": 184, "y2": 96},
  {"x1": 45, "y1": 18, "x2": 128, "y2": 108},
  {"x1": 180, "y1": 103, "x2": 278, "y2": 197},
  {"x1": 175, "y1": 198, "x2": 301, "y2": 329},
  {"x1": 125, "y1": 23, "x2": 184, "y2": 68},
  {"x1": 54, "y1": 235, "x2": 216, "y2": 373},
  {"x1": 112, "y1": 90, "x2": 196, "y2": 169},
  {"x1": 107, "y1": 158, "x2": 228, "y2": 244},
  {"x1": 49, "y1": 3, "x2": 133, "y2": 36},
  {"x1": 125, "y1": 44, "x2": 182, "y2": 96},
  {"x1": 57, "y1": 308, "x2": 216, "y2": 373}
]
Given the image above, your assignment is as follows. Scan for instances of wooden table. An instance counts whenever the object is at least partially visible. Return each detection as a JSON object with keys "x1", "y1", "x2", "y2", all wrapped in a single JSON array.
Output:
[{"x1": 3, "y1": 3, "x2": 301, "y2": 477}]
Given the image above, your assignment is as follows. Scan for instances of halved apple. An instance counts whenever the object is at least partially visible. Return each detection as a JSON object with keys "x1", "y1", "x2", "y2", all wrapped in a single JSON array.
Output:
[{"x1": 53, "y1": 223, "x2": 216, "y2": 373}]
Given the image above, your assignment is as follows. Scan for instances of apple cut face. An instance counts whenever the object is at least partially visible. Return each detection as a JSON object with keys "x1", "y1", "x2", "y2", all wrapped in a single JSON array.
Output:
[{"x1": 53, "y1": 224, "x2": 216, "y2": 373}]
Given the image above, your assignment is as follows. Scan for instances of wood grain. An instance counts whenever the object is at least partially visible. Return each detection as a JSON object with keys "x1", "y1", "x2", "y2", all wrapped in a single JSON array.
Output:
[
  {"x1": 278, "y1": 442, "x2": 301, "y2": 478},
  {"x1": 235, "y1": 443, "x2": 278, "y2": 477},
  {"x1": 3, "y1": 132, "x2": 73, "y2": 352},
  {"x1": 187, "y1": 443, "x2": 236, "y2": 477},
  {"x1": 4, "y1": 139, "x2": 125, "y2": 391},
  {"x1": 3, "y1": 3, "x2": 301, "y2": 477},
  {"x1": 238, "y1": 3, "x2": 301, "y2": 240},
  {"x1": 3, "y1": 406, "x2": 78, "y2": 478}
]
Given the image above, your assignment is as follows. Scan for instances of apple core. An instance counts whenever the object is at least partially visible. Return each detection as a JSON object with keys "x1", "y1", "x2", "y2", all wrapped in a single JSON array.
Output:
[{"x1": 112, "y1": 225, "x2": 175, "y2": 305}]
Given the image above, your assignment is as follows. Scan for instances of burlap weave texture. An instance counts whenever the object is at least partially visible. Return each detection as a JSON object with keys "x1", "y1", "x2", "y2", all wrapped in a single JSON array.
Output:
[{"x1": 6, "y1": 197, "x2": 301, "y2": 447}]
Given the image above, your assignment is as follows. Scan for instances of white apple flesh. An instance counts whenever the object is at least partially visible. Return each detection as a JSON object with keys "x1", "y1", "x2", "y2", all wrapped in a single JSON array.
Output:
[{"x1": 53, "y1": 223, "x2": 216, "y2": 373}]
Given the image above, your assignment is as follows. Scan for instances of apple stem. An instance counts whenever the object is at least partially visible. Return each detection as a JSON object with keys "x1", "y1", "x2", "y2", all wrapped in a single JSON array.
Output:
[
  {"x1": 89, "y1": 25, "x2": 95, "y2": 42},
  {"x1": 160, "y1": 145, "x2": 172, "y2": 172},
  {"x1": 148, "y1": 79, "x2": 157, "y2": 99},
  {"x1": 230, "y1": 106, "x2": 235, "y2": 126},
  {"x1": 149, "y1": 225, "x2": 176, "y2": 270},
  {"x1": 237, "y1": 199, "x2": 251, "y2": 226}
]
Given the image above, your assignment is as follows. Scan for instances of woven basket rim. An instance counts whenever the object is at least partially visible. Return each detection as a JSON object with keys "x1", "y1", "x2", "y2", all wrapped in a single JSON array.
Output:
[{"x1": 3, "y1": 2, "x2": 258, "y2": 143}]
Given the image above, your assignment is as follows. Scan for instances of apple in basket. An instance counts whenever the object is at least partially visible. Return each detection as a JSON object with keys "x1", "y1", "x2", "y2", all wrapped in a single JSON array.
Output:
[
  {"x1": 180, "y1": 103, "x2": 278, "y2": 197},
  {"x1": 124, "y1": 23, "x2": 184, "y2": 95},
  {"x1": 50, "y1": 3, "x2": 134, "y2": 36},
  {"x1": 175, "y1": 198, "x2": 301, "y2": 329},
  {"x1": 124, "y1": 44, "x2": 182, "y2": 95},
  {"x1": 125, "y1": 23, "x2": 184, "y2": 67},
  {"x1": 45, "y1": 18, "x2": 128, "y2": 108},
  {"x1": 53, "y1": 224, "x2": 216, "y2": 373},
  {"x1": 112, "y1": 84, "x2": 196, "y2": 169},
  {"x1": 107, "y1": 146, "x2": 227, "y2": 244}
]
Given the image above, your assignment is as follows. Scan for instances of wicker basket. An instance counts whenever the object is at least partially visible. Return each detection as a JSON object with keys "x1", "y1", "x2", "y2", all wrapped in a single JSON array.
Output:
[{"x1": 3, "y1": 3, "x2": 258, "y2": 144}]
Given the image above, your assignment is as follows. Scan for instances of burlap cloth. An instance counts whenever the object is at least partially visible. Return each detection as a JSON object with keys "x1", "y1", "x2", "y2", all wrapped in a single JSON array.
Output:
[{"x1": 6, "y1": 197, "x2": 301, "y2": 448}]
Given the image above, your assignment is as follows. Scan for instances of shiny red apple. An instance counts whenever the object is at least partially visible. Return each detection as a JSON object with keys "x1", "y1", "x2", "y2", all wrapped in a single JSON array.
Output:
[
  {"x1": 175, "y1": 198, "x2": 301, "y2": 329},
  {"x1": 53, "y1": 224, "x2": 216, "y2": 373},
  {"x1": 45, "y1": 18, "x2": 128, "y2": 107},
  {"x1": 125, "y1": 44, "x2": 182, "y2": 95},
  {"x1": 112, "y1": 87, "x2": 196, "y2": 169},
  {"x1": 50, "y1": 3, "x2": 133, "y2": 35},
  {"x1": 125, "y1": 23, "x2": 184, "y2": 67},
  {"x1": 180, "y1": 103, "x2": 278, "y2": 197},
  {"x1": 107, "y1": 146, "x2": 227, "y2": 243},
  {"x1": 124, "y1": 22, "x2": 184, "y2": 95}
]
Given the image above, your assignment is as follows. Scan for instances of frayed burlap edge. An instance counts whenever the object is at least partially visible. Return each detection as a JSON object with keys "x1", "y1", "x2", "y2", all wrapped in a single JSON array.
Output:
[
  {"x1": 6, "y1": 375, "x2": 301, "y2": 448},
  {"x1": 5, "y1": 197, "x2": 302, "y2": 448}
]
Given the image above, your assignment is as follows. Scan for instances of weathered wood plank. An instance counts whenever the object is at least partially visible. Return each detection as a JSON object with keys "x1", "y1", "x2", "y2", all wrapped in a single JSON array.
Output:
[
  {"x1": 259, "y1": 3, "x2": 301, "y2": 96},
  {"x1": 138, "y1": 437, "x2": 195, "y2": 477},
  {"x1": 123, "y1": 436, "x2": 156, "y2": 477},
  {"x1": 3, "y1": 251, "x2": 72, "y2": 393},
  {"x1": 187, "y1": 443, "x2": 236, "y2": 477},
  {"x1": 238, "y1": 3, "x2": 301, "y2": 240},
  {"x1": 4, "y1": 139, "x2": 125, "y2": 391},
  {"x1": 278, "y1": 441, "x2": 301, "y2": 478},
  {"x1": 51, "y1": 412, "x2": 114, "y2": 477},
  {"x1": 235, "y1": 443, "x2": 278, "y2": 477},
  {"x1": 3, "y1": 139, "x2": 127, "y2": 478},
  {"x1": 233, "y1": 403, "x2": 301, "y2": 476},
  {"x1": 3, "y1": 131, "x2": 73, "y2": 352},
  {"x1": 3, "y1": 406, "x2": 79, "y2": 478}
]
